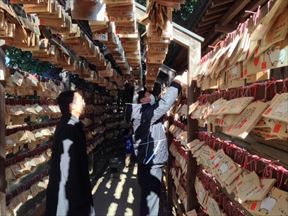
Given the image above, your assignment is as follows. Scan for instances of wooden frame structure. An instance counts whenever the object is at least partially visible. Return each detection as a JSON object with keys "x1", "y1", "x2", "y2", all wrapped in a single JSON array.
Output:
[
  {"x1": 136, "y1": 3, "x2": 204, "y2": 211},
  {"x1": 0, "y1": 83, "x2": 5, "y2": 216},
  {"x1": 0, "y1": 47, "x2": 6, "y2": 215}
]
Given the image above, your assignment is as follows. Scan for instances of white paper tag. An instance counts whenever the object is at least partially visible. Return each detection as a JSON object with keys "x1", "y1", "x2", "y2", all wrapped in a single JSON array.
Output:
[
  {"x1": 27, "y1": 74, "x2": 38, "y2": 87},
  {"x1": 213, "y1": 103, "x2": 222, "y2": 112},
  {"x1": 275, "y1": 101, "x2": 288, "y2": 114},
  {"x1": 219, "y1": 163, "x2": 229, "y2": 174},
  {"x1": 12, "y1": 106, "x2": 25, "y2": 115},
  {"x1": 6, "y1": 137, "x2": 14, "y2": 145},
  {"x1": 55, "y1": 105, "x2": 61, "y2": 113},
  {"x1": 34, "y1": 105, "x2": 43, "y2": 113},
  {"x1": 48, "y1": 105, "x2": 55, "y2": 112},
  {"x1": 34, "y1": 130, "x2": 42, "y2": 139},
  {"x1": 41, "y1": 129, "x2": 51, "y2": 136},
  {"x1": 231, "y1": 65, "x2": 239, "y2": 77},
  {"x1": 260, "y1": 196, "x2": 277, "y2": 213},
  {"x1": 12, "y1": 72, "x2": 24, "y2": 86}
]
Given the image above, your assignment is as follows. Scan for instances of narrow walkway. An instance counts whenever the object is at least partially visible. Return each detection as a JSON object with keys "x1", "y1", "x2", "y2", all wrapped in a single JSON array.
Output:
[{"x1": 93, "y1": 162, "x2": 140, "y2": 216}]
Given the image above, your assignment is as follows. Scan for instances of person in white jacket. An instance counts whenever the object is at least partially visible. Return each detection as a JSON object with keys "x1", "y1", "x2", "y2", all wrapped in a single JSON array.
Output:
[{"x1": 125, "y1": 72, "x2": 186, "y2": 216}]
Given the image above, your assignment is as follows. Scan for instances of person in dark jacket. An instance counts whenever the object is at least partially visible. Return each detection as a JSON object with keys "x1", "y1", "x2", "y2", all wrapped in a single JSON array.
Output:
[
  {"x1": 125, "y1": 73, "x2": 186, "y2": 216},
  {"x1": 45, "y1": 90, "x2": 95, "y2": 216}
]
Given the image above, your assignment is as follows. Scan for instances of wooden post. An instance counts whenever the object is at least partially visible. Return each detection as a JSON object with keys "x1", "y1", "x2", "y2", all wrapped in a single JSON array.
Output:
[
  {"x1": 167, "y1": 116, "x2": 174, "y2": 215},
  {"x1": 0, "y1": 83, "x2": 6, "y2": 216},
  {"x1": 186, "y1": 43, "x2": 201, "y2": 211}
]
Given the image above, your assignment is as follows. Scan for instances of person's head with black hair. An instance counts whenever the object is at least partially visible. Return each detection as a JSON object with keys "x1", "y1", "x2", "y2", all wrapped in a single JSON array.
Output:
[
  {"x1": 137, "y1": 88, "x2": 156, "y2": 105},
  {"x1": 57, "y1": 90, "x2": 86, "y2": 118}
]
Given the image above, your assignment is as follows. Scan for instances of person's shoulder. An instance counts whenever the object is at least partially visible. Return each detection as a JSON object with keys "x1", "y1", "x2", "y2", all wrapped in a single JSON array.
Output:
[
  {"x1": 125, "y1": 103, "x2": 141, "y2": 108},
  {"x1": 57, "y1": 117, "x2": 81, "y2": 132}
]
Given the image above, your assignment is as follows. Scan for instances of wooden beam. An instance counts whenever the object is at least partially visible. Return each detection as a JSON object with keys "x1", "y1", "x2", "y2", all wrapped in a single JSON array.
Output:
[
  {"x1": 211, "y1": 0, "x2": 234, "y2": 8},
  {"x1": 187, "y1": 41, "x2": 201, "y2": 211},
  {"x1": 195, "y1": 25, "x2": 212, "y2": 34},
  {"x1": 172, "y1": 22, "x2": 204, "y2": 46},
  {"x1": 206, "y1": 5, "x2": 229, "y2": 15},
  {"x1": 220, "y1": 0, "x2": 251, "y2": 26},
  {"x1": 215, "y1": 23, "x2": 236, "y2": 33},
  {"x1": 0, "y1": 83, "x2": 5, "y2": 216},
  {"x1": 0, "y1": 47, "x2": 5, "y2": 216},
  {"x1": 241, "y1": 0, "x2": 268, "y2": 20},
  {"x1": 202, "y1": 31, "x2": 221, "y2": 51},
  {"x1": 201, "y1": 13, "x2": 223, "y2": 22},
  {"x1": 197, "y1": 19, "x2": 218, "y2": 28}
]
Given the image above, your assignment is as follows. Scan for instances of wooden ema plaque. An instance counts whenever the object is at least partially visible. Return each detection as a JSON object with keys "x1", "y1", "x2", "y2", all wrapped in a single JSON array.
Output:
[
  {"x1": 115, "y1": 24, "x2": 137, "y2": 35},
  {"x1": 9, "y1": 0, "x2": 41, "y2": 4},
  {"x1": 147, "y1": 42, "x2": 169, "y2": 54},
  {"x1": 216, "y1": 97, "x2": 254, "y2": 115},
  {"x1": 121, "y1": 37, "x2": 139, "y2": 47},
  {"x1": 146, "y1": 63, "x2": 161, "y2": 81},
  {"x1": 104, "y1": 0, "x2": 134, "y2": 7},
  {"x1": 4, "y1": 25, "x2": 40, "y2": 51},
  {"x1": 98, "y1": 68, "x2": 116, "y2": 78},
  {"x1": 261, "y1": 6, "x2": 288, "y2": 53},
  {"x1": 106, "y1": 4, "x2": 134, "y2": 17},
  {"x1": 23, "y1": 1, "x2": 59, "y2": 15},
  {"x1": 71, "y1": 0, "x2": 104, "y2": 21},
  {"x1": 90, "y1": 22, "x2": 109, "y2": 34},
  {"x1": 243, "y1": 187, "x2": 288, "y2": 216},
  {"x1": 155, "y1": 0, "x2": 184, "y2": 8},
  {"x1": 146, "y1": 50, "x2": 167, "y2": 64},
  {"x1": 0, "y1": 10, "x2": 15, "y2": 39},
  {"x1": 224, "y1": 101, "x2": 268, "y2": 139},
  {"x1": 32, "y1": 45, "x2": 62, "y2": 65},
  {"x1": 262, "y1": 93, "x2": 288, "y2": 124}
]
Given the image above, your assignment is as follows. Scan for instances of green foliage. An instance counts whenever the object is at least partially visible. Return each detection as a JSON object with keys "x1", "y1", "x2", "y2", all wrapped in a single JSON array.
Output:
[
  {"x1": 174, "y1": 0, "x2": 198, "y2": 22},
  {"x1": 136, "y1": 0, "x2": 146, "y2": 6},
  {"x1": 5, "y1": 47, "x2": 54, "y2": 74}
]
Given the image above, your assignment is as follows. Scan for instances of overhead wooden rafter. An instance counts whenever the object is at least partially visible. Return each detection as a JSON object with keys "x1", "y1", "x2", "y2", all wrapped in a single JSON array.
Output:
[
  {"x1": 214, "y1": 24, "x2": 236, "y2": 33},
  {"x1": 206, "y1": 5, "x2": 228, "y2": 15},
  {"x1": 220, "y1": 0, "x2": 251, "y2": 26},
  {"x1": 239, "y1": 0, "x2": 268, "y2": 21},
  {"x1": 211, "y1": 0, "x2": 234, "y2": 7}
]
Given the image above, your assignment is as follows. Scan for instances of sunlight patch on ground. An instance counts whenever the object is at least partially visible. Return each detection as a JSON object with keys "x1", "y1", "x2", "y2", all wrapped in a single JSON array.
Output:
[
  {"x1": 106, "y1": 179, "x2": 112, "y2": 189},
  {"x1": 114, "y1": 175, "x2": 126, "y2": 199},
  {"x1": 124, "y1": 207, "x2": 133, "y2": 216},
  {"x1": 106, "y1": 202, "x2": 118, "y2": 216},
  {"x1": 127, "y1": 188, "x2": 134, "y2": 204},
  {"x1": 132, "y1": 165, "x2": 138, "y2": 176},
  {"x1": 123, "y1": 166, "x2": 129, "y2": 173},
  {"x1": 92, "y1": 176, "x2": 104, "y2": 195}
]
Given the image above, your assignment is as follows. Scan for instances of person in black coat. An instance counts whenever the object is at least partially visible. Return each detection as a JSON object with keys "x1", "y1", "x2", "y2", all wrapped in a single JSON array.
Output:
[{"x1": 45, "y1": 91, "x2": 95, "y2": 216}]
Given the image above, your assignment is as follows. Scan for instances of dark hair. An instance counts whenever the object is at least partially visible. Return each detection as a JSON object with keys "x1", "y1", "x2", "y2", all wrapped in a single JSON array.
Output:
[
  {"x1": 57, "y1": 90, "x2": 76, "y2": 115},
  {"x1": 137, "y1": 89, "x2": 147, "y2": 103}
]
